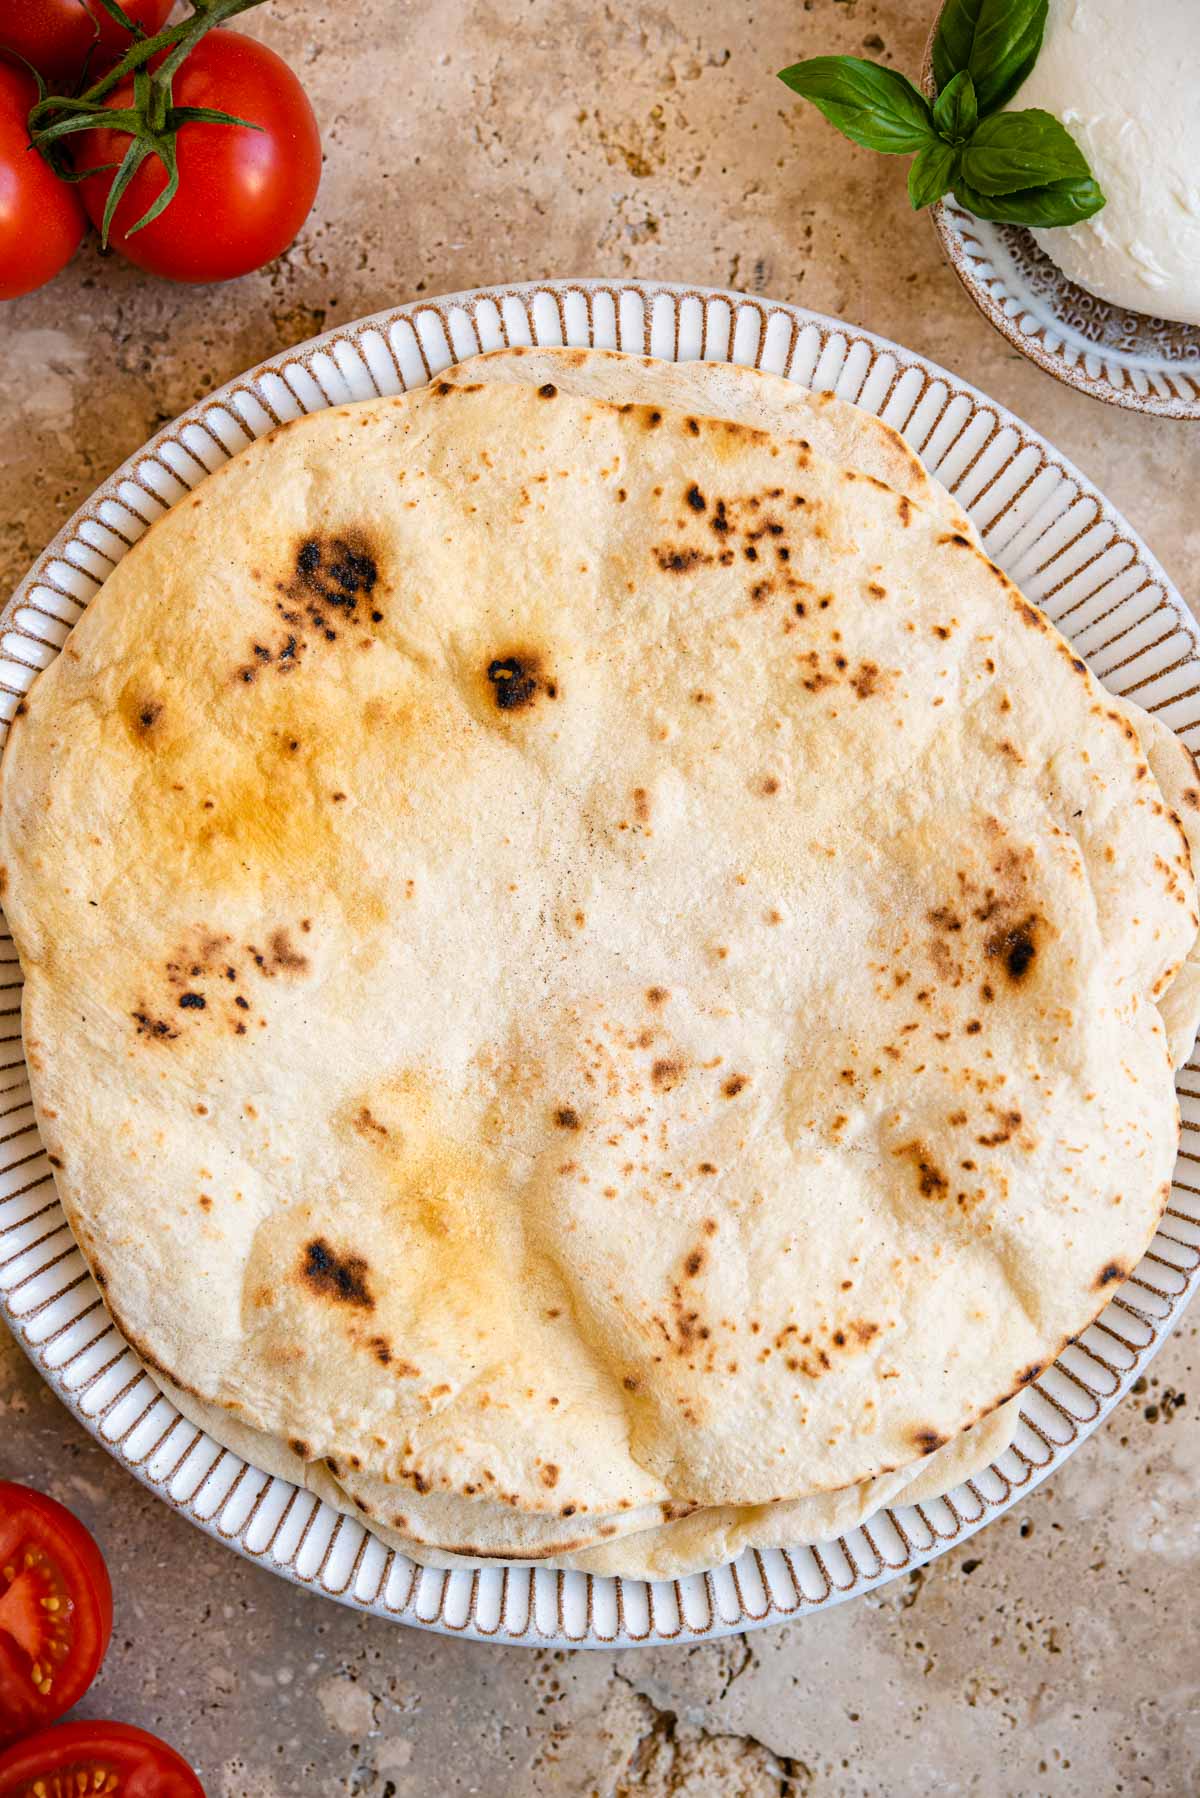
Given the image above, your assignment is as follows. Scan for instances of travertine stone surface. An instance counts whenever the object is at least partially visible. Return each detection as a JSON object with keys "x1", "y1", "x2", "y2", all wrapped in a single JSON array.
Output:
[{"x1": 1, "y1": 2, "x2": 1197, "y2": 1793}]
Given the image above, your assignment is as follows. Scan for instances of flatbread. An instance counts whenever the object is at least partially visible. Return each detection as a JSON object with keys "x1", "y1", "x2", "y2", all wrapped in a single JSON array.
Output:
[
  {"x1": 6, "y1": 354, "x2": 1005, "y2": 1575},
  {"x1": 558, "y1": 1397, "x2": 1020, "y2": 1579},
  {"x1": 1114, "y1": 699, "x2": 1200, "y2": 1067},
  {"x1": 1, "y1": 377, "x2": 1192, "y2": 1563},
  {"x1": 442, "y1": 347, "x2": 975, "y2": 536},
  {"x1": 156, "y1": 1372, "x2": 1023, "y2": 1577}
]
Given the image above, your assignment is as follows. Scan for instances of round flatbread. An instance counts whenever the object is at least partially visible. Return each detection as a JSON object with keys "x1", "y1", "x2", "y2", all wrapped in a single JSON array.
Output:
[{"x1": 1, "y1": 377, "x2": 1192, "y2": 1558}]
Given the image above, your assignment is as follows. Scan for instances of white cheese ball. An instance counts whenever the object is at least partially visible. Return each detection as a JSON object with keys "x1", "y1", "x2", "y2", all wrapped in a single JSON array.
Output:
[{"x1": 1011, "y1": 0, "x2": 1200, "y2": 324}]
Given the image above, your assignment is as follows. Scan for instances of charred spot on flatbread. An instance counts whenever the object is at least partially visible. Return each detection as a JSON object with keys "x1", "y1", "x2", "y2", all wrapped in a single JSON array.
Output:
[
  {"x1": 248, "y1": 928, "x2": 309, "y2": 977},
  {"x1": 132, "y1": 1009, "x2": 179, "y2": 1041},
  {"x1": 895, "y1": 1141, "x2": 950, "y2": 1200},
  {"x1": 486, "y1": 650, "x2": 557, "y2": 712},
  {"x1": 651, "y1": 1056, "x2": 686, "y2": 1093},
  {"x1": 654, "y1": 545, "x2": 712, "y2": 574},
  {"x1": 271, "y1": 531, "x2": 384, "y2": 650},
  {"x1": 119, "y1": 691, "x2": 165, "y2": 742},
  {"x1": 295, "y1": 534, "x2": 379, "y2": 608},
  {"x1": 985, "y1": 915, "x2": 1041, "y2": 984},
  {"x1": 300, "y1": 1238, "x2": 375, "y2": 1310}
]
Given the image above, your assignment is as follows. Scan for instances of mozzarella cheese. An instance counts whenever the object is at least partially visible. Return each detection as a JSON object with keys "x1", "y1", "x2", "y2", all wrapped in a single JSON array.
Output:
[{"x1": 1011, "y1": 0, "x2": 1200, "y2": 325}]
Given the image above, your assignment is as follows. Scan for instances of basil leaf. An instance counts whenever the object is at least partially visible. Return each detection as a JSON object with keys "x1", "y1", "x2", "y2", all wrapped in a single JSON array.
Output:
[
  {"x1": 961, "y1": 108, "x2": 1091, "y2": 196},
  {"x1": 908, "y1": 141, "x2": 959, "y2": 210},
  {"x1": 777, "y1": 56, "x2": 936, "y2": 154},
  {"x1": 954, "y1": 174, "x2": 1106, "y2": 228},
  {"x1": 932, "y1": 0, "x2": 975, "y2": 90},
  {"x1": 932, "y1": 0, "x2": 1048, "y2": 117},
  {"x1": 931, "y1": 70, "x2": 977, "y2": 144}
]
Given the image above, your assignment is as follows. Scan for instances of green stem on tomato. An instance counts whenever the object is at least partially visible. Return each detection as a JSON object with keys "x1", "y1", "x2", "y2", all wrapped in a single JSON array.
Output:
[{"x1": 26, "y1": 0, "x2": 269, "y2": 245}]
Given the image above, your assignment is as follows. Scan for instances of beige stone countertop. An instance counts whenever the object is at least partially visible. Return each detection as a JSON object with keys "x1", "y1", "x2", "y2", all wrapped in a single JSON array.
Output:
[{"x1": 2, "y1": 1, "x2": 1198, "y2": 1792}]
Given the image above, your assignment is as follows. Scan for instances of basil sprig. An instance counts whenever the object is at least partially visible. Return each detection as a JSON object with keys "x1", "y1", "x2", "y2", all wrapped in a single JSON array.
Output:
[{"x1": 778, "y1": 0, "x2": 1104, "y2": 230}]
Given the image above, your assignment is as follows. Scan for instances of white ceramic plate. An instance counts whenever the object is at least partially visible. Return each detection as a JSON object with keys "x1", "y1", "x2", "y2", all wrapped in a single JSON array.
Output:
[{"x1": 2, "y1": 280, "x2": 1199, "y2": 1649}]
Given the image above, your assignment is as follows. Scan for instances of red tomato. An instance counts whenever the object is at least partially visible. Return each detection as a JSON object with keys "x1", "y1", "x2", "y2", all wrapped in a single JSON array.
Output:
[
  {"x1": 0, "y1": 1481, "x2": 112, "y2": 1747},
  {"x1": 0, "y1": 0, "x2": 173, "y2": 88},
  {"x1": 74, "y1": 31, "x2": 320, "y2": 283},
  {"x1": 0, "y1": 1720, "x2": 204, "y2": 1797},
  {"x1": 0, "y1": 55, "x2": 86, "y2": 300}
]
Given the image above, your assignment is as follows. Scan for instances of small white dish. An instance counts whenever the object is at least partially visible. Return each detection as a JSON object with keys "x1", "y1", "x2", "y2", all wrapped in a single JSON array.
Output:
[{"x1": 932, "y1": 199, "x2": 1200, "y2": 417}]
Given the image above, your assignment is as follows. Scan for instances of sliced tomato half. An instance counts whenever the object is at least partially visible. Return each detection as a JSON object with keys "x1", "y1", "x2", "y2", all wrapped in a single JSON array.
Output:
[
  {"x1": 0, "y1": 1720, "x2": 204, "y2": 1796},
  {"x1": 0, "y1": 1482, "x2": 113, "y2": 1746}
]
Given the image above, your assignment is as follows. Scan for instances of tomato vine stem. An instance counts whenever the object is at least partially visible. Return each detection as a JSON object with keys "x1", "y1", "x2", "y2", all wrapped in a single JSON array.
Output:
[{"x1": 26, "y1": 0, "x2": 269, "y2": 244}]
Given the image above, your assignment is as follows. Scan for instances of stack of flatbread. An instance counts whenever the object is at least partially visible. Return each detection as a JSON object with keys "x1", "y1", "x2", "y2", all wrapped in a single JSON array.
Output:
[{"x1": 2, "y1": 348, "x2": 1197, "y2": 1581}]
